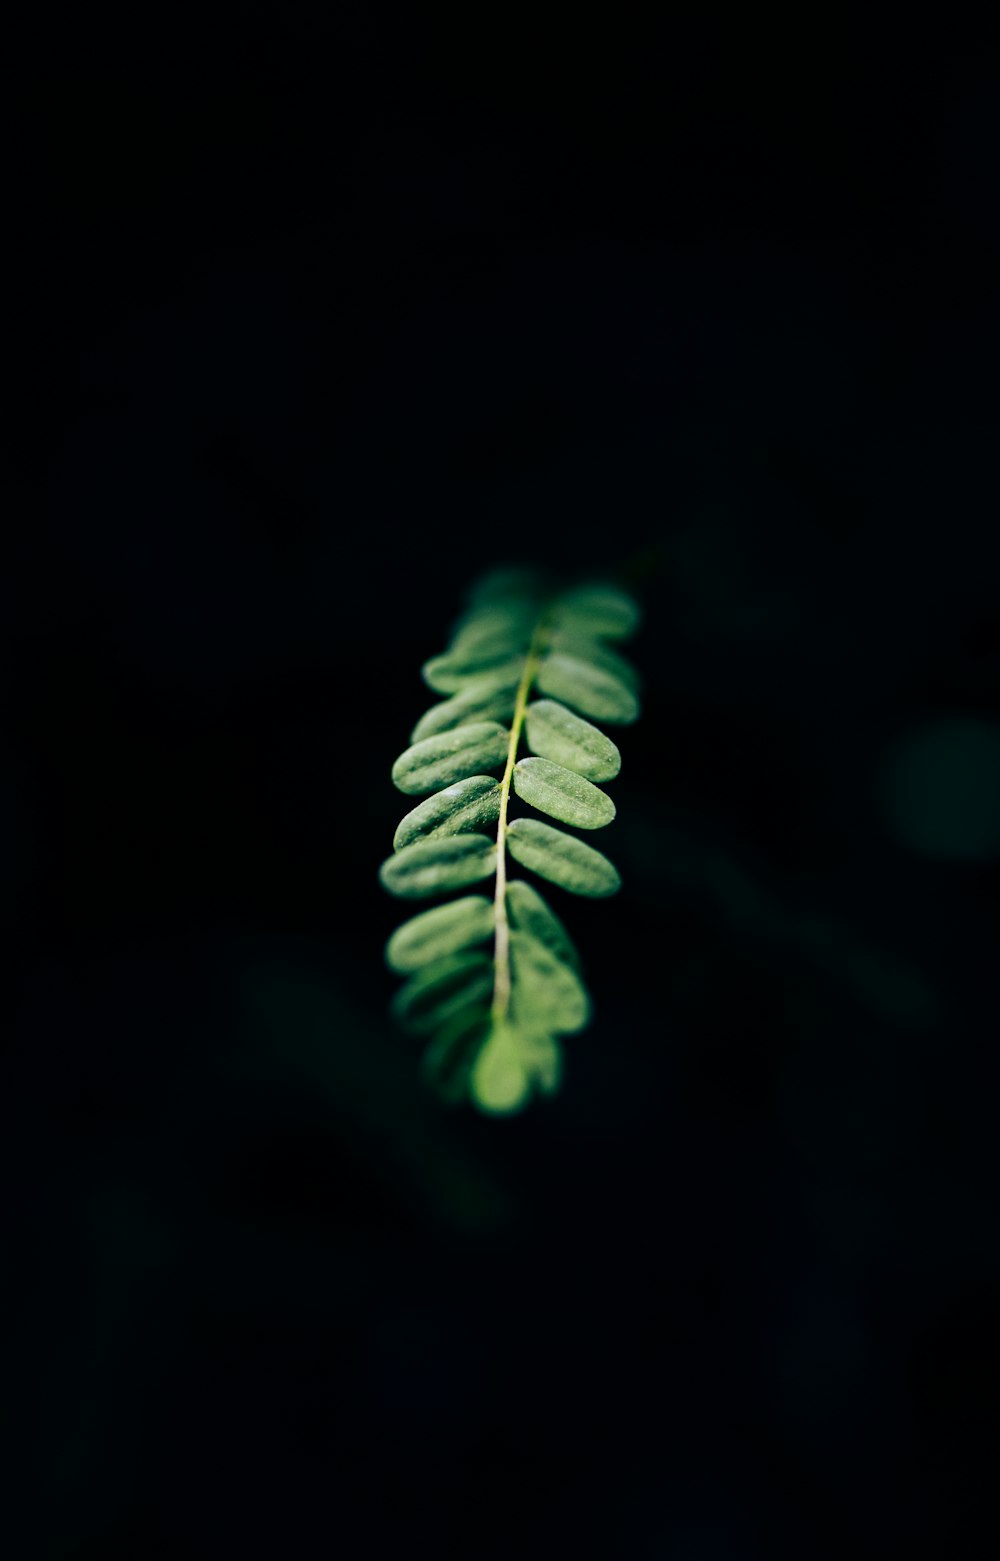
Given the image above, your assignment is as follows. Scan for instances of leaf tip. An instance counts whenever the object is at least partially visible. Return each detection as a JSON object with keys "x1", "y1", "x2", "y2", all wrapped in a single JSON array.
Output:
[{"x1": 469, "y1": 1021, "x2": 532, "y2": 1115}]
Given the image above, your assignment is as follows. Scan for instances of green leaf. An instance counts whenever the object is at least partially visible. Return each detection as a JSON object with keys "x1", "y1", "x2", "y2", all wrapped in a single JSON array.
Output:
[
  {"x1": 420, "y1": 1009, "x2": 491, "y2": 1104},
  {"x1": 447, "y1": 603, "x2": 535, "y2": 658},
  {"x1": 382, "y1": 566, "x2": 642, "y2": 1116},
  {"x1": 412, "y1": 679, "x2": 519, "y2": 743},
  {"x1": 509, "y1": 930, "x2": 590, "y2": 1033},
  {"x1": 392, "y1": 952, "x2": 494, "y2": 1035},
  {"x1": 411, "y1": 679, "x2": 519, "y2": 742},
  {"x1": 392, "y1": 722, "x2": 509, "y2": 795},
  {"x1": 550, "y1": 583, "x2": 640, "y2": 639},
  {"x1": 422, "y1": 651, "x2": 525, "y2": 695},
  {"x1": 517, "y1": 1028, "x2": 563, "y2": 1094},
  {"x1": 536, "y1": 652, "x2": 639, "y2": 725},
  {"x1": 437, "y1": 631, "x2": 520, "y2": 672},
  {"x1": 547, "y1": 631, "x2": 640, "y2": 691},
  {"x1": 393, "y1": 776, "x2": 502, "y2": 850},
  {"x1": 467, "y1": 1013, "x2": 564, "y2": 1114},
  {"x1": 524, "y1": 698, "x2": 621, "y2": 782},
  {"x1": 513, "y1": 756, "x2": 616, "y2": 830},
  {"x1": 505, "y1": 878, "x2": 581, "y2": 972},
  {"x1": 469, "y1": 1017, "x2": 533, "y2": 1114},
  {"x1": 386, "y1": 895, "x2": 495, "y2": 973},
  {"x1": 379, "y1": 834, "x2": 497, "y2": 898},
  {"x1": 506, "y1": 817, "x2": 621, "y2": 897}
]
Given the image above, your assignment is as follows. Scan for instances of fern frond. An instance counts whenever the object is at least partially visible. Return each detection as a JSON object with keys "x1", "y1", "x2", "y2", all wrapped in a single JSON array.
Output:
[{"x1": 379, "y1": 570, "x2": 641, "y2": 1115}]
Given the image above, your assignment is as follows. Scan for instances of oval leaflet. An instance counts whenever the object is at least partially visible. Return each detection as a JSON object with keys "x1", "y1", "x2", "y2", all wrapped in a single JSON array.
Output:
[
  {"x1": 379, "y1": 834, "x2": 497, "y2": 898},
  {"x1": 391, "y1": 721, "x2": 509, "y2": 795},
  {"x1": 393, "y1": 776, "x2": 502, "y2": 851},
  {"x1": 524, "y1": 698, "x2": 621, "y2": 782},
  {"x1": 392, "y1": 951, "x2": 495, "y2": 1035},
  {"x1": 411, "y1": 678, "x2": 519, "y2": 742},
  {"x1": 386, "y1": 895, "x2": 495, "y2": 973},
  {"x1": 513, "y1": 756, "x2": 616, "y2": 830},
  {"x1": 536, "y1": 652, "x2": 639, "y2": 725},
  {"x1": 505, "y1": 878, "x2": 581, "y2": 972},
  {"x1": 506, "y1": 817, "x2": 621, "y2": 897}
]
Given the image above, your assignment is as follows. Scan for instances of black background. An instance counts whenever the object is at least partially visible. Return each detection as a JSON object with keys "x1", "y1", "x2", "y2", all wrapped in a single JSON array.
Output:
[{"x1": 6, "y1": 13, "x2": 1000, "y2": 1558}]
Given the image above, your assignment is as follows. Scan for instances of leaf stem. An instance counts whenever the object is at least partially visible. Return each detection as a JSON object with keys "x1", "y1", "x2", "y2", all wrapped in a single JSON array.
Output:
[{"x1": 492, "y1": 614, "x2": 550, "y2": 1020}]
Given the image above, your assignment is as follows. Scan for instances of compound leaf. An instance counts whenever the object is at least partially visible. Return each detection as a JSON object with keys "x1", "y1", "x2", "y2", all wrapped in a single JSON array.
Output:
[{"x1": 381, "y1": 568, "x2": 641, "y2": 1113}]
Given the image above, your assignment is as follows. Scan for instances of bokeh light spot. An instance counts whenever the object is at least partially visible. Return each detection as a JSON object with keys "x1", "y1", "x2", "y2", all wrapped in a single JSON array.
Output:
[{"x1": 879, "y1": 718, "x2": 1000, "y2": 860}]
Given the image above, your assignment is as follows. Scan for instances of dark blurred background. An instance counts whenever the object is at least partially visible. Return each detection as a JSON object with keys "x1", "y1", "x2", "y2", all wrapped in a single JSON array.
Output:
[{"x1": 4, "y1": 12, "x2": 999, "y2": 1558}]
